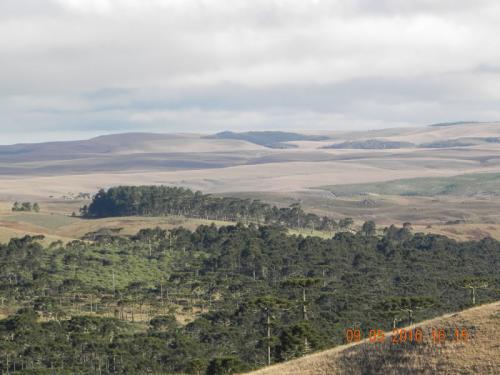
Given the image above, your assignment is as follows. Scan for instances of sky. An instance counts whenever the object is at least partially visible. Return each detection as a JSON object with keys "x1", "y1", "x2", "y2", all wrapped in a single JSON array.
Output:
[{"x1": 1, "y1": 0, "x2": 500, "y2": 144}]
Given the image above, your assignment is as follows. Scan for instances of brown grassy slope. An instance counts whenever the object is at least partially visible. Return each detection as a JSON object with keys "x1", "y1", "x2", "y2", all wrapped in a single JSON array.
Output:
[
  {"x1": 246, "y1": 301, "x2": 500, "y2": 375},
  {"x1": 2, "y1": 124, "x2": 500, "y2": 197}
]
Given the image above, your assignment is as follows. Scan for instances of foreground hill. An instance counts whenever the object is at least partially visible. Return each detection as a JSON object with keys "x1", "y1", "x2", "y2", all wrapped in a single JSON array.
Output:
[{"x1": 246, "y1": 301, "x2": 500, "y2": 375}]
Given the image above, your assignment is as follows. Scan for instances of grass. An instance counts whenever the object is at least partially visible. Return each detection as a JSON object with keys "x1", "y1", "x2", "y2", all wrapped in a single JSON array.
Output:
[
  {"x1": 288, "y1": 228, "x2": 334, "y2": 239},
  {"x1": 0, "y1": 199, "x2": 339, "y2": 244},
  {"x1": 1, "y1": 212, "x2": 78, "y2": 229},
  {"x1": 0, "y1": 226, "x2": 74, "y2": 245},
  {"x1": 318, "y1": 172, "x2": 500, "y2": 197},
  {"x1": 2, "y1": 188, "x2": 500, "y2": 245},
  {"x1": 3, "y1": 204, "x2": 500, "y2": 244},
  {"x1": 415, "y1": 223, "x2": 500, "y2": 241},
  {"x1": 226, "y1": 190, "x2": 500, "y2": 240},
  {"x1": 245, "y1": 301, "x2": 500, "y2": 375},
  {"x1": 0, "y1": 200, "x2": 237, "y2": 243}
]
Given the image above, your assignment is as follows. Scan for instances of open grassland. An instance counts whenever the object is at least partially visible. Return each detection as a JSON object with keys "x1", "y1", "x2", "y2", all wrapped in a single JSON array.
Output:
[
  {"x1": 2, "y1": 123, "x2": 500, "y2": 198},
  {"x1": 0, "y1": 202, "x2": 236, "y2": 243},
  {"x1": 0, "y1": 226, "x2": 73, "y2": 246},
  {"x1": 3, "y1": 140, "x2": 500, "y2": 199},
  {"x1": 228, "y1": 189, "x2": 500, "y2": 240},
  {"x1": 3, "y1": 141, "x2": 500, "y2": 243},
  {"x1": 2, "y1": 192, "x2": 500, "y2": 242},
  {"x1": 246, "y1": 301, "x2": 500, "y2": 375},
  {"x1": 0, "y1": 198, "x2": 336, "y2": 243},
  {"x1": 319, "y1": 172, "x2": 500, "y2": 197},
  {"x1": 4, "y1": 156, "x2": 492, "y2": 197},
  {"x1": 415, "y1": 223, "x2": 500, "y2": 241}
]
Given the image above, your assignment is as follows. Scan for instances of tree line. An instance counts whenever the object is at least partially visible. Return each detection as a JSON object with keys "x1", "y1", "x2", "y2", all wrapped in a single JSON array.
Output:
[{"x1": 81, "y1": 186, "x2": 351, "y2": 232}]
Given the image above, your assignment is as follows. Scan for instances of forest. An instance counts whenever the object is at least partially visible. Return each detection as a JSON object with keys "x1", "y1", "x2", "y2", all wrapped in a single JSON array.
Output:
[
  {"x1": 0, "y1": 222, "x2": 498, "y2": 374},
  {"x1": 82, "y1": 186, "x2": 343, "y2": 231}
]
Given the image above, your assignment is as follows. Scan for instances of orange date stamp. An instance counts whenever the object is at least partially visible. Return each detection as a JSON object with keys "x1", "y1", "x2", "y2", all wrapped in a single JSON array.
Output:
[{"x1": 345, "y1": 327, "x2": 470, "y2": 345}]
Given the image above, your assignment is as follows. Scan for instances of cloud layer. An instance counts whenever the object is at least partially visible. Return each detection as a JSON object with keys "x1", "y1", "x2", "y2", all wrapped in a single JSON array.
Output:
[{"x1": 1, "y1": 0, "x2": 500, "y2": 143}]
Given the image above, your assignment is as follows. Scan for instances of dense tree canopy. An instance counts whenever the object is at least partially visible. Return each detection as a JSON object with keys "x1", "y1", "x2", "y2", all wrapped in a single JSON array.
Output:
[
  {"x1": 82, "y1": 186, "x2": 339, "y2": 231},
  {"x1": 0, "y1": 224, "x2": 498, "y2": 374}
]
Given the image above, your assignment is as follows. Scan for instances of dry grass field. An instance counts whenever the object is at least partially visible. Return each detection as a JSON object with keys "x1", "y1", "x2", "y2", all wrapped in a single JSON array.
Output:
[
  {"x1": 1, "y1": 193, "x2": 500, "y2": 243},
  {"x1": 2, "y1": 122, "x2": 500, "y2": 242},
  {"x1": 2, "y1": 122, "x2": 500, "y2": 198},
  {"x1": 246, "y1": 301, "x2": 500, "y2": 375},
  {"x1": 228, "y1": 190, "x2": 500, "y2": 240},
  {"x1": 0, "y1": 200, "x2": 238, "y2": 243}
]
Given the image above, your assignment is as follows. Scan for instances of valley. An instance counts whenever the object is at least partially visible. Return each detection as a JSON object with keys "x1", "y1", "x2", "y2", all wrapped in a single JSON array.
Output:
[{"x1": 0, "y1": 123, "x2": 499, "y2": 374}]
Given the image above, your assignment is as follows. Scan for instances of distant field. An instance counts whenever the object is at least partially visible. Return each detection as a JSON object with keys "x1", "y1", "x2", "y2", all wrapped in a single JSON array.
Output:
[
  {"x1": 0, "y1": 206, "x2": 341, "y2": 244},
  {"x1": 0, "y1": 226, "x2": 72, "y2": 245},
  {"x1": 227, "y1": 188, "x2": 500, "y2": 240},
  {"x1": 0, "y1": 198, "x2": 246, "y2": 243},
  {"x1": 4, "y1": 206, "x2": 498, "y2": 243},
  {"x1": 1, "y1": 212, "x2": 78, "y2": 229},
  {"x1": 421, "y1": 223, "x2": 500, "y2": 241},
  {"x1": 3, "y1": 177, "x2": 500, "y2": 244},
  {"x1": 1, "y1": 123, "x2": 500, "y2": 198},
  {"x1": 319, "y1": 172, "x2": 500, "y2": 197}
]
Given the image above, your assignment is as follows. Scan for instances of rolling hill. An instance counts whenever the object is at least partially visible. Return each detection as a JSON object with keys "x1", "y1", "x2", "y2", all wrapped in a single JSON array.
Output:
[
  {"x1": 246, "y1": 301, "x2": 500, "y2": 375},
  {"x1": 0, "y1": 123, "x2": 500, "y2": 231},
  {"x1": 322, "y1": 139, "x2": 415, "y2": 149},
  {"x1": 206, "y1": 131, "x2": 330, "y2": 148}
]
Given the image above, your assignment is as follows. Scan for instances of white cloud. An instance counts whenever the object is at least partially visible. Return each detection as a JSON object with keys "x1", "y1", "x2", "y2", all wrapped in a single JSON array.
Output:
[
  {"x1": 0, "y1": 0, "x2": 500, "y2": 142},
  {"x1": 130, "y1": 107, "x2": 397, "y2": 133}
]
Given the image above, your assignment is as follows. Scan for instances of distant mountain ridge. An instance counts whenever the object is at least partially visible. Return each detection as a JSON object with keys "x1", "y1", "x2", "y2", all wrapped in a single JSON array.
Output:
[
  {"x1": 0, "y1": 132, "x2": 179, "y2": 156},
  {"x1": 1, "y1": 123, "x2": 500, "y2": 177},
  {"x1": 322, "y1": 139, "x2": 415, "y2": 149},
  {"x1": 429, "y1": 121, "x2": 480, "y2": 127},
  {"x1": 321, "y1": 136, "x2": 500, "y2": 150},
  {"x1": 206, "y1": 131, "x2": 330, "y2": 148}
]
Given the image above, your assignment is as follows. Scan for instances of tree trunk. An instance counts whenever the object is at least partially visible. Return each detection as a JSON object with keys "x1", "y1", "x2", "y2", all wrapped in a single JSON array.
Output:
[
  {"x1": 303, "y1": 287, "x2": 309, "y2": 351},
  {"x1": 267, "y1": 311, "x2": 271, "y2": 366},
  {"x1": 302, "y1": 288, "x2": 307, "y2": 321}
]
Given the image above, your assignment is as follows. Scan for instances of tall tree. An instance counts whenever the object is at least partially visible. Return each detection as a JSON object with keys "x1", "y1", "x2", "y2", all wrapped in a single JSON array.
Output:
[
  {"x1": 361, "y1": 220, "x2": 376, "y2": 237},
  {"x1": 282, "y1": 277, "x2": 320, "y2": 352},
  {"x1": 462, "y1": 277, "x2": 489, "y2": 305},
  {"x1": 338, "y1": 218, "x2": 354, "y2": 231},
  {"x1": 386, "y1": 296, "x2": 434, "y2": 326},
  {"x1": 252, "y1": 296, "x2": 289, "y2": 366}
]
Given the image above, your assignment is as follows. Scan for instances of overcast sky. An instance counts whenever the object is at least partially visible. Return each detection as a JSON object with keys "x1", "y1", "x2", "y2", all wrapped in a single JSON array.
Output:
[{"x1": 1, "y1": 0, "x2": 500, "y2": 144}]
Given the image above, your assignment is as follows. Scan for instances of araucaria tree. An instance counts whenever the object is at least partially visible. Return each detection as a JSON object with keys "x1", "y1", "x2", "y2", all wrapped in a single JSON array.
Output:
[
  {"x1": 282, "y1": 277, "x2": 320, "y2": 352},
  {"x1": 386, "y1": 296, "x2": 434, "y2": 326},
  {"x1": 253, "y1": 296, "x2": 289, "y2": 366},
  {"x1": 462, "y1": 277, "x2": 489, "y2": 305}
]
